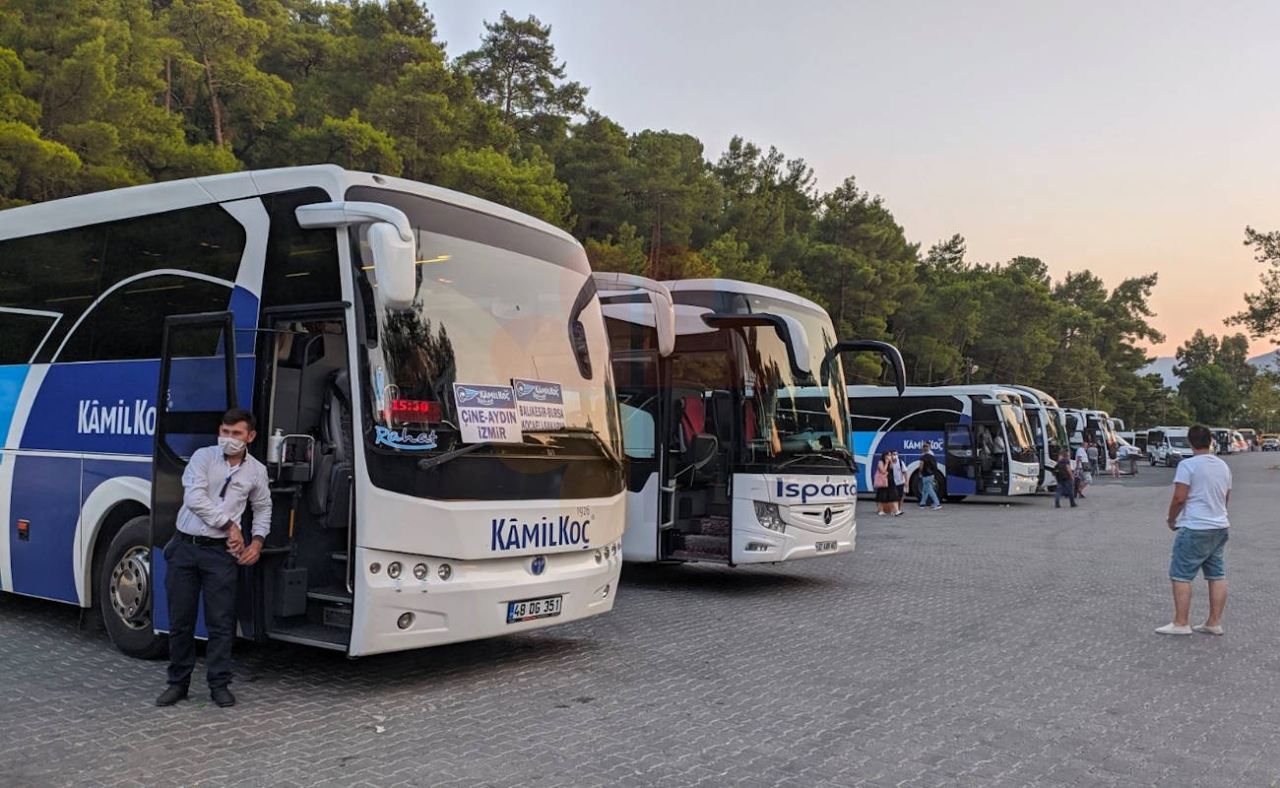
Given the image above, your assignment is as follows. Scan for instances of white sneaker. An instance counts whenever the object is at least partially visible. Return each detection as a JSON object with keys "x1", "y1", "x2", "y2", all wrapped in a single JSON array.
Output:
[
  {"x1": 1192, "y1": 624, "x2": 1224, "y2": 635},
  {"x1": 1154, "y1": 623, "x2": 1193, "y2": 636},
  {"x1": 932, "y1": 505, "x2": 942, "y2": 510}
]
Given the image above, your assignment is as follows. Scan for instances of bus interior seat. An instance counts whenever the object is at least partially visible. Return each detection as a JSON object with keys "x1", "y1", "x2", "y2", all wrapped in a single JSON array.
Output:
[{"x1": 309, "y1": 369, "x2": 353, "y2": 526}]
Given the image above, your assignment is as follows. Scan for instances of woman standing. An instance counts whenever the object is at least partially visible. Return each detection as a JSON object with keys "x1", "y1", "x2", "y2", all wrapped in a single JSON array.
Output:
[
  {"x1": 890, "y1": 450, "x2": 907, "y2": 517},
  {"x1": 873, "y1": 452, "x2": 894, "y2": 516}
]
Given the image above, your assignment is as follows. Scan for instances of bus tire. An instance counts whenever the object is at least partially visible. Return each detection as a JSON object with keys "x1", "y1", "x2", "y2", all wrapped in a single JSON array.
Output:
[{"x1": 99, "y1": 516, "x2": 167, "y2": 660}]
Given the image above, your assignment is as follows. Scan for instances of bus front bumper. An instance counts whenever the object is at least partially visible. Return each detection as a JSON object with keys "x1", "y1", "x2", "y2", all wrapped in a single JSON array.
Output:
[{"x1": 345, "y1": 542, "x2": 622, "y2": 657}]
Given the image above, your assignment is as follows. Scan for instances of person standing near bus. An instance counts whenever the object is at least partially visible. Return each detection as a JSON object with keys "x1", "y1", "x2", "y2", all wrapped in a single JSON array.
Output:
[
  {"x1": 1156, "y1": 425, "x2": 1231, "y2": 636},
  {"x1": 1053, "y1": 449, "x2": 1078, "y2": 508},
  {"x1": 1087, "y1": 442, "x2": 1100, "y2": 476},
  {"x1": 890, "y1": 450, "x2": 907, "y2": 517},
  {"x1": 156, "y1": 409, "x2": 272, "y2": 708},
  {"x1": 1075, "y1": 441, "x2": 1092, "y2": 498},
  {"x1": 873, "y1": 453, "x2": 894, "y2": 516},
  {"x1": 918, "y1": 445, "x2": 942, "y2": 509}
]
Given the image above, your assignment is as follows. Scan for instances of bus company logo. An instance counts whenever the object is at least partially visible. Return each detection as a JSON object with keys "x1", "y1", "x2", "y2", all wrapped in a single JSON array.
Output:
[
  {"x1": 513, "y1": 380, "x2": 563, "y2": 404},
  {"x1": 456, "y1": 385, "x2": 514, "y2": 408},
  {"x1": 78, "y1": 399, "x2": 157, "y2": 436},
  {"x1": 530, "y1": 555, "x2": 546, "y2": 576},
  {"x1": 775, "y1": 479, "x2": 857, "y2": 504},
  {"x1": 902, "y1": 438, "x2": 944, "y2": 451},
  {"x1": 374, "y1": 426, "x2": 438, "y2": 451},
  {"x1": 823, "y1": 507, "x2": 833, "y2": 525},
  {"x1": 491, "y1": 515, "x2": 591, "y2": 552}
]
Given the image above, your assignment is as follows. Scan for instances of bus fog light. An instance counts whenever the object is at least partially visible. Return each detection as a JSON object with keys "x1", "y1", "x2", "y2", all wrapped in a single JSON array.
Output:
[
  {"x1": 369, "y1": 562, "x2": 381, "y2": 574},
  {"x1": 594, "y1": 550, "x2": 603, "y2": 564},
  {"x1": 438, "y1": 563, "x2": 452, "y2": 581},
  {"x1": 754, "y1": 501, "x2": 785, "y2": 532},
  {"x1": 413, "y1": 563, "x2": 428, "y2": 580},
  {"x1": 746, "y1": 542, "x2": 769, "y2": 552},
  {"x1": 601, "y1": 584, "x2": 610, "y2": 599},
  {"x1": 387, "y1": 561, "x2": 402, "y2": 579},
  {"x1": 397, "y1": 612, "x2": 414, "y2": 629}
]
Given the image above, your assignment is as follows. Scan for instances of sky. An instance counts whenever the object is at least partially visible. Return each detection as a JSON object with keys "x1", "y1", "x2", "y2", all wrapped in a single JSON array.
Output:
[{"x1": 430, "y1": 0, "x2": 1280, "y2": 358}]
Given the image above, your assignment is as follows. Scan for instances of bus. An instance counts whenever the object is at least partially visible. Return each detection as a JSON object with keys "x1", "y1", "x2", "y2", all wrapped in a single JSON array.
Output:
[
  {"x1": 1065, "y1": 409, "x2": 1119, "y2": 470},
  {"x1": 1004, "y1": 385, "x2": 1071, "y2": 492},
  {"x1": 599, "y1": 275, "x2": 904, "y2": 564},
  {"x1": 846, "y1": 385, "x2": 1041, "y2": 500},
  {"x1": 0, "y1": 165, "x2": 627, "y2": 658}
]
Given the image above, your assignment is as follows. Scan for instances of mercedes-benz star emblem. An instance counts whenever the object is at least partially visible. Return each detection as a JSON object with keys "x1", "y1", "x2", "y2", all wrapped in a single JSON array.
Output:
[
  {"x1": 531, "y1": 555, "x2": 546, "y2": 576},
  {"x1": 823, "y1": 507, "x2": 833, "y2": 525}
]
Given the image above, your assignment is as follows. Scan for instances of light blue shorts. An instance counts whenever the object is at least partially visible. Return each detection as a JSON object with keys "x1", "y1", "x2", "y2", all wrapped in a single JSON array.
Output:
[{"x1": 1169, "y1": 527, "x2": 1228, "y2": 582}]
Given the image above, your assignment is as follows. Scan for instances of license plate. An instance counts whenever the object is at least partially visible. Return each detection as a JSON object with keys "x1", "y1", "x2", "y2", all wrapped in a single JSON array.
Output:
[
  {"x1": 506, "y1": 595, "x2": 563, "y2": 623},
  {"x1": 815, "y1": 540, "x2": 838, "y2": 552}
]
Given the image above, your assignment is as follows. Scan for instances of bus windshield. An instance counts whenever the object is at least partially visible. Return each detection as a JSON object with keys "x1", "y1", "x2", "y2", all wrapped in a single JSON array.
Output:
[
  {"x1": 1169, "y1": 436, "x2": 1191, "y2": 449},
  {"x1": 1047, "y1": 408, "x2": 1070, "y2": 453},
  {"x1": 347, "y1": 187, "x2": 623, "y2": 498},
  {"x1": 1000, "y1": 402, "x2": 1038, "y2": 462}
]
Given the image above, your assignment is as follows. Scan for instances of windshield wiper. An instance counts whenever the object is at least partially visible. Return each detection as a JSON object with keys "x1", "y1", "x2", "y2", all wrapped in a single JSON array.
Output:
[
  {"x1": 417, "y1": 441, "x2": 490, "y2": 472},
  {"x1": 774, "y1": 451, "x2": 855, "y2": 473}
]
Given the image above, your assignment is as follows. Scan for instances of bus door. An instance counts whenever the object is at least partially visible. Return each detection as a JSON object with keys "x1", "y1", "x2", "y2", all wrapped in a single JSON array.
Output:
[
  {"x1": 150, "y1": 312, "x2": 241, "y2": 636},
  {"x1": 613, "y1": 346, "x2": 675, "y2": 563},
  {"x1": 943, "y1": 423, "x2": 978, "y2": 497},
  {"x1": 257, "y1": 306, "x2": 353, "y2": 650}
]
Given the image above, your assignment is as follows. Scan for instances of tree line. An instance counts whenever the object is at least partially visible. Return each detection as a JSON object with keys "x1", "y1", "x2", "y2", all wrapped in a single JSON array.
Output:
[{"x1": 1, "y1": 0, "x2": 1181, "y2": 426}]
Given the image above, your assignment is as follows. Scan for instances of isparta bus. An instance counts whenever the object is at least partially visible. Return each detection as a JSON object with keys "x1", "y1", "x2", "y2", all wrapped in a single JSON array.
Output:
[
  {"x1": 0, "y1": 165, "x2": 625, "y2": 658},
  {"x1": 846, "y1": 385, "x2": 1040, "y2": 500},
  {"x1": 1004, "y1": 385, "x2": 1071, "y2": 491},
  {"x1": 599, "y1": 275, "x2": 903, "y2": 564}
]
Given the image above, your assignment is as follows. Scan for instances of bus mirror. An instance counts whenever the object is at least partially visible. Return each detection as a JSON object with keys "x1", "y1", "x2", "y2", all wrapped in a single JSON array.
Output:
[
  {"x1": 367, "y1": 222, "x2": 417, "y2": 310},
  {"x1": 295, "y1": 201, "x2": 419, "y2": 310},
  {"x1": 591, "y1": 273, "x2": 676, "y2": 358},
  {"x1": 701, "y1": 312, "x2": 810, "y2": 378},
  {"x1": 820, "y1": 340, "x2": 906, "y2": 395}
]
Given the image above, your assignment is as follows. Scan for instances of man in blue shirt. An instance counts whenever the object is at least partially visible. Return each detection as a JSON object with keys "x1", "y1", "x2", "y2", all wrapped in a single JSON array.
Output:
[{"x1": 156, "y1": 409, "x2": 272, "y2": 707}]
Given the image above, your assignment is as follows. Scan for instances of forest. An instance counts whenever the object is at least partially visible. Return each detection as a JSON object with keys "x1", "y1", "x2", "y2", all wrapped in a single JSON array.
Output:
[{"x1": 1, "y1": 0, "x2": 1275, "y2": 429}]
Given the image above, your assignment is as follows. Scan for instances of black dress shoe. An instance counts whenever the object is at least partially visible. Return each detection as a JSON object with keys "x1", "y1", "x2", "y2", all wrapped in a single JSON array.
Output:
[
  {"x1": 211, "y1": 687, "x2": 236, "y2": 707},
  {"x1": 156, "y1": 685, "x2": 189, "y2": 706}
]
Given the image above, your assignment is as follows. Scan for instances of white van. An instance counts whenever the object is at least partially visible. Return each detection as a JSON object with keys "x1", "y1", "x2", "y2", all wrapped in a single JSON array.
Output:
[{"x1": 1145, "y1": 427, "x2": 1192, "y2": 467}]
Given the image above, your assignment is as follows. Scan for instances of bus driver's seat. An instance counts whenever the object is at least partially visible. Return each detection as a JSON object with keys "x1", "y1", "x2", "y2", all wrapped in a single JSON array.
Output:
[{"x1": 309, "y1": 369, "x2": 354, "y2": 528}]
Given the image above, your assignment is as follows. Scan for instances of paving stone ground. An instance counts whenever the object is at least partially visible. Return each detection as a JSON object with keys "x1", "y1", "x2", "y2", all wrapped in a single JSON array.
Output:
[{"x1": 4, "y1": 453, "x2": 1280, "y2": 787}]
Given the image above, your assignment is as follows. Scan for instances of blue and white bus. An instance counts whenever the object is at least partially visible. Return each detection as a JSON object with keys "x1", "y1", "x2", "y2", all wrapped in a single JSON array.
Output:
[
  {"x1": 600, "y1": 276, "x2": 903, "y2": 564},
  {"x1": 0, "y1": 165, "x2": 626, "y2": 658},
  {"x1": 846, "y1": 385, "x2": 1040, "y2": 500}
]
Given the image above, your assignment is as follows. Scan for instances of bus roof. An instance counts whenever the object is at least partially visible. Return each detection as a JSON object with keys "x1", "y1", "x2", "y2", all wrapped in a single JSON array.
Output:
[
  {"x1": 0, "y1": 165, "x2": 579, "y2": 246},
  {"x1": 846, "y1": 384, "x2": 1025, "y2": 399},
  {"x1": 664, "y1": 278, "x2": 828, "y2": 317}
]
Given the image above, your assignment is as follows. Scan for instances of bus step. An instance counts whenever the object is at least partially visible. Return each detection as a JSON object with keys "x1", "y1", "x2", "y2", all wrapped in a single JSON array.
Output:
[
  {"x1": 671, "y1": 534, "x2": 729, "y2": 560},
  {"x1": 307, "y1": 586, "x2": 353, "y2": 605}
]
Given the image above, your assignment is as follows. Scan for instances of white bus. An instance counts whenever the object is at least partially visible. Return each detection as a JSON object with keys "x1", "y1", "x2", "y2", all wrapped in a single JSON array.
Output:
[
  {"x1": 599, "y1": 275, "x2": 904, "y2": 564},
  {"x1": 847, "y1": 385, "x2": 1041, "y2": 500},
  {"x1": 1065, "y1": 408, "x2": 1120, "y2": 470},
  {"x1": 1004, "y1": 385, "x2": 1071, "y2": 491},
  {"x1": 0, "y1": 165, "x2": 625, "y2": 658}
]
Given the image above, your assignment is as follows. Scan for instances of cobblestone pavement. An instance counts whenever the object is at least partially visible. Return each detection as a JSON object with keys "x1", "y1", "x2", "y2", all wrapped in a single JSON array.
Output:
[{"x1": 4, "y1": 453, "x2": 1280, "y2": 787}]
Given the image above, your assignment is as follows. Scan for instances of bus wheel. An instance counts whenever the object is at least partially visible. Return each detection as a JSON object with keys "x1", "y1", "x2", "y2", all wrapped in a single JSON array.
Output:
[{"x1": 100, "y1": 516, "x2": 167, "y2": 660}]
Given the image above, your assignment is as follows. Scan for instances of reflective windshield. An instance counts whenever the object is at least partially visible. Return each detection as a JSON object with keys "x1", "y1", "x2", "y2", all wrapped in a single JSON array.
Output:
[
  {"x1": 1047, "y1": 408, "x2": 1070, "y2": 453},
  {"x1": 346, "y1": 186, "x2": 623, "y2": 500},
  {"x1": 999, "y1": 402, "x2": 1038, "y2": 463},
  {"x1": 1169, "y1": 436, "x2": 1191, "y2": 449}
]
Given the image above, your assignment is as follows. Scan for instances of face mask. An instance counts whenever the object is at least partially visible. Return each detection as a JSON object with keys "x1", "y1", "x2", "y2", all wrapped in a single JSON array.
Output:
[{"x1": 218, "y1": 436, "x2": 247, "y2": 456}]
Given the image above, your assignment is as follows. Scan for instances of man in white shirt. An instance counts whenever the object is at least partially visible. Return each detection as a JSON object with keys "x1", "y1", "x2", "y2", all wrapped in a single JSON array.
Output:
[
  {"x1": 1074, "y1": 442, "x2": 1092, "y2": 498},
  {"x1": 157, "y1": 409, "x2": 272, "y2": 707},
  {"x1": 1156, "y1": 425, "x2": 1231, "y2": 636}
]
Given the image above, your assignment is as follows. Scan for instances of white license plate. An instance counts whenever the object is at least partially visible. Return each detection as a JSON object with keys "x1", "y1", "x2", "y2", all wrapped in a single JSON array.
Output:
[
  {"x1": 506, "y1": 595, "x2": 563, "y2": 623},
  {"x1": 814, "y1": 541, "x2": 838, "y2": 552}
]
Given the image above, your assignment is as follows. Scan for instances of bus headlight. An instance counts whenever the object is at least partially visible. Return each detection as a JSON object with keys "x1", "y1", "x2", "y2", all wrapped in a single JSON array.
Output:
[
  {"x1": 387, "y1": 561, "x2": 402, "y2": 579},
  {"x1": 437, "y1": 563, "x2": 452, "y2": 581},
  {"x1": 413, "y1": 563, "x2": 429, "y2": 580},
  {"x1": 754, "y1": 501, "x2": 785, "y2": 532}
]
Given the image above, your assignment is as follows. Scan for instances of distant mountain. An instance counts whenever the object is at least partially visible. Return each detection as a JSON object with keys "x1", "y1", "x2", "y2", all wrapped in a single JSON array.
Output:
[{"x1": 1139, "y1": 352, "x2": 1279, "y2": 388}]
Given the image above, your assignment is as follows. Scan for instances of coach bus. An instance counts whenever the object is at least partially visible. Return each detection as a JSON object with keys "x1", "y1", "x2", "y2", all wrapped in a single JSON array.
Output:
[
  {"x1": 1004, "y1": 385, "x2": 1071, "y2": 491},
  {"x1": 599, "y1": 275, "x2": 903, "y2": 564},
  {"x1": 846, "y1": 385, "x2": 1040, "y2": 500},
  {"x1": 0, "y1": 165, "x2": 626, "y2": 658},
  {"x1": 1065, "y1": 408, "x2": 1119, "y2": 470}
]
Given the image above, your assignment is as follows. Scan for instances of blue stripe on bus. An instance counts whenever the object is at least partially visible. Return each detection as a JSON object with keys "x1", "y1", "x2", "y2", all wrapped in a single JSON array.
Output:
[{"x1": 0, "y1": 365, "x2": 30, "y2": 462}]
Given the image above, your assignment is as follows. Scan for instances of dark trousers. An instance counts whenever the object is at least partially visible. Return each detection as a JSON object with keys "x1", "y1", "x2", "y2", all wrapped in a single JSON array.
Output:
[
  {"x1": 1054, "y1": 480, "x2": 1077, "y2": 507},
  {"x1": 165, "y1": 536, "x2": 239, "y2": 689}
]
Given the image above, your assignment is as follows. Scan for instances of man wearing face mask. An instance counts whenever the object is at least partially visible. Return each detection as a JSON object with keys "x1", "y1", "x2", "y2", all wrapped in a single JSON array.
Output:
[{"x1": 156, "y1": 408, "x2": 271, "y2": 708}]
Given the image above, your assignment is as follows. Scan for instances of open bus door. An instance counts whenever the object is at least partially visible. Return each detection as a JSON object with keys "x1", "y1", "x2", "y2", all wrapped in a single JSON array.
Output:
[
  {"x1": 149, "y1": 312, "x2": 242, "y2": 638},
  {"x1": 943, "y1": 423, "x2": 977, "y2": 500}
]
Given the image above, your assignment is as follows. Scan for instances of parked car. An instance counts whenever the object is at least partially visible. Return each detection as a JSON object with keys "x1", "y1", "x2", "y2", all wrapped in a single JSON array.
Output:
[{"x1": 1262, "y1": 435, "x2": 1280, "y2": 451}]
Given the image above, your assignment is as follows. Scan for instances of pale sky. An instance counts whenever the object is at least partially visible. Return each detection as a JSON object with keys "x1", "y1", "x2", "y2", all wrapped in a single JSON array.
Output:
[{"x1": 431, "y1": 0, "x2": 1280, "y2": 358}]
